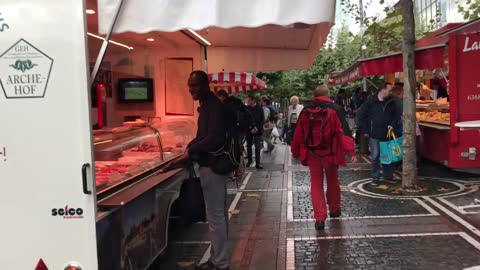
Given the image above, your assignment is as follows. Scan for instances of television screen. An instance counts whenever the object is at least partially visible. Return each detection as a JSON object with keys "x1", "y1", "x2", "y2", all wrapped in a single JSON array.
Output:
[{"x1": 118, "y1": 78, "x2": 154, "y2": 102}]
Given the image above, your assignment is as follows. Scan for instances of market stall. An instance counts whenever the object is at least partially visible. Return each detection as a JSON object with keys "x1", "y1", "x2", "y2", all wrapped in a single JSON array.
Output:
[
  {"x1": 0, "y1": 0, "x2": 335, "y2": 269},
  {"x1": 328, "y1": 22, "x2": 480, "y2": 172}
]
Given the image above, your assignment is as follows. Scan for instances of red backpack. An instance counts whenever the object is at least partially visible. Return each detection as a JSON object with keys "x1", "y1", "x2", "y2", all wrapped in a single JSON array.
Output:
[{"x1": 301, "y1": 103, "x2": 336, "y2": 157}]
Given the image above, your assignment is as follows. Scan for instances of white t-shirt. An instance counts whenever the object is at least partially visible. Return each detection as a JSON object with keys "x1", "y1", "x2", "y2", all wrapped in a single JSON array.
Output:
[{"x1": 288, "y1": 104, "x2": 304, "y2": 127}]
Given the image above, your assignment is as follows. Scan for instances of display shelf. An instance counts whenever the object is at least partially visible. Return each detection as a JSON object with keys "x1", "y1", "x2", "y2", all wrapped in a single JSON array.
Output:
[
  {"x1": 418, "y1": 122, "x2": 451, "y2": 130},
  {"x1": 455, "y1": 120, "x2": 480, "y2": 131},
  {"x1": 419, "y1": 119, "x2": 450, "y2": 126}
]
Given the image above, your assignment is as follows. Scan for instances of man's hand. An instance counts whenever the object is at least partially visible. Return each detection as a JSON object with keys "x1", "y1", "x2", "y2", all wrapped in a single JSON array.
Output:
[
  {"x1": 350, "y1": 156, "x2": 357, "y2": 164},
  {"x1": 181, "y1": 150, "x2": 190, "y2": 160},
  {"x1": 158, "y1": 150, "x2": 190, "y2": 173},
  {"x1": 387, "y1": 125, "x2": 393, "y2": 130},
  {"x1": 363, "y1": 133, "x2": 370, "y2": 138}
]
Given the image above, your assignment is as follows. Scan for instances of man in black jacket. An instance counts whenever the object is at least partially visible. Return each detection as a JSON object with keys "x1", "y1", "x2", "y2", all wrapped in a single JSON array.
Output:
[
  {"x1": 357, "y1": 82, "x2": 400, "y2": 186},
  {"x1": 187, "y1": 71, "x2": 230, "y2": 270},
  {"x1": 246, "y1": 95, "x2": 265, "y2": 169}
]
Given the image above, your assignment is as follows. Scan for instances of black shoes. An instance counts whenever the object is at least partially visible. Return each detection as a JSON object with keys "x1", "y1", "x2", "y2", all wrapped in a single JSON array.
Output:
[
  {"x1": 329, "y1": 210, "x2": 342, "y2": 218},
  {"x1": 247, "y1": 161, "x2": 263, "y2": 170},
  {"x1": 371, "y1": 178, "x2": 380, "y2": 186},
  {"x1": 315, "y1": 221, "x2": 325, "y2": 230},
  {"x1": 196, "y1": 261, "x2": 229, "y2": 270},
  {"x1": 314, "y1": 212, "x2": 341, "y2": 230},
  {"x1": 383, "y1": 178, "x2": 397, "y2": 184}
]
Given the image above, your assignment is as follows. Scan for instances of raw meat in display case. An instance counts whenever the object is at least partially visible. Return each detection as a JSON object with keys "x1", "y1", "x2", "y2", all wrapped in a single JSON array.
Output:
[{"x1": 93, "y1": 119, "x2": 196, "y2": 194}]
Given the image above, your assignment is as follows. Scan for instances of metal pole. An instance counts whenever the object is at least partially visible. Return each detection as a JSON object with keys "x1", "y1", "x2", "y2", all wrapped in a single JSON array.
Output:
[
  {"x1": 359, "y1": 0, "x2": 367, "y2": 93},
  {"x1": 203, "y1": 45, "x2": 208, "y2": 72},
  {"x1": 90, "y1": 0, "x2": 126, "y2": 89}
]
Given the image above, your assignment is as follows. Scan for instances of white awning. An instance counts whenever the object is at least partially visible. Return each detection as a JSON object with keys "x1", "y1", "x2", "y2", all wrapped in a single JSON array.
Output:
[{"x1": 97, "y1": 0, "x2": 336, "y2": 72}]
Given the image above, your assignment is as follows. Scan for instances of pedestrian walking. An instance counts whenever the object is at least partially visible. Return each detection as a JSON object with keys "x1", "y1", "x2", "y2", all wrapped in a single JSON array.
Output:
[
  {"x1": 246, "y1": 95, "x2": 265, "y2": 169},
  {"x1": 261, "y1": 96, "x2": 276, "y2": 152},
  {"x1": 274, "y1": 113, "x2": 285, "y2": 144},
  {"x1": 350, "y1": 87, "x2": 363, "y2": 113},
  {"x1": 286, "y1": 96, "x2": 304, "y2": 145},
  {"x1": 351, "y1": 87, "x2": 366, "y2": 150},
  {"x1": 291, "y1": 85, "x2": 356, "y2": 230},
  {"x1": 334, "y1": 88, "x2": 347, "y2": 111},
  {"x1": 169, "y1": 70, "x2": 231, "y2": 270},
  {"x1": 216, "y1": 89, "x2": 255, "y2": 179},
  {"x1": 357, "y1": 82, "x2": 401, "y2": 186}
]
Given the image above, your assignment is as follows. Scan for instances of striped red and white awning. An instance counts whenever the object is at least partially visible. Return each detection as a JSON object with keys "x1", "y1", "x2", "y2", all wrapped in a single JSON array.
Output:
[{"x1": 208, "y1": 72, "x2": 267, "y2": 94}]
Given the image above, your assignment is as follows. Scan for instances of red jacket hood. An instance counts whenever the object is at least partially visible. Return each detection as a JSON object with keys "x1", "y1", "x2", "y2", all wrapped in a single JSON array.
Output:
[{"x1": 311, "y1": 96, "x2": 333, "y2": 104}]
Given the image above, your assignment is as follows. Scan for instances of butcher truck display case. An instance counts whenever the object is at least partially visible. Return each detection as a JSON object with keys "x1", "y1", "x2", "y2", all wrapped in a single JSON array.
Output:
[
  {"x1": 93, "y1": 119, "x2": 195, "y2": 196},
  {"x1": 94, "y1": 119, "x2": 196, "y2": 269}
]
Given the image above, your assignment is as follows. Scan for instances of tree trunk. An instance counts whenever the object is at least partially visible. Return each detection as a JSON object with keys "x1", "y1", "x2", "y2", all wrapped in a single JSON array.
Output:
[{"x1": 401, "y1": 0, "x2": 418, "y2": 187}]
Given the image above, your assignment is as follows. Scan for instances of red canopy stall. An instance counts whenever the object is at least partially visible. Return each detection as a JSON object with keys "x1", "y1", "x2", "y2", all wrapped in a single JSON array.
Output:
[
  {"x1": 329, "y1": 22, "x2": 480, "y2": 172},
  {"x1": 437, "y1": 19, "x2": 480, "y2": 171},
  {"x1": 208, "y1": 72, "x2": 267, "y2": 94},
  {"x1": 328, "y1": 44, "x2": 445, "y2": 86}
]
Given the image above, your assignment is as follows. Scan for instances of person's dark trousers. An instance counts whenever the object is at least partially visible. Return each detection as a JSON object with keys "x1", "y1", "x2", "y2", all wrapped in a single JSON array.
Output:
[
  {"x1": 355, "y1": 131, "x2": 360, "y2": 145},
  {"x1": 360, "y1": 135, "x2": 369, "y2": 155},
  {"x1": 246, "y1": 133, "x2": 262, "y2": 165},
  {"x1": 369, "y1": 138, "x2": 395, "y2": 181},
  {"x1": 286, "y1": 123, "x2": 297, "y2": 145}
]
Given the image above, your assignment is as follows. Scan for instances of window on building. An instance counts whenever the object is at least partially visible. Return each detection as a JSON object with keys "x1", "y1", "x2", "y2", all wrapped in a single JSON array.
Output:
[{"x1": 414, "y1": 0, "x2": 440, "y2": 31}]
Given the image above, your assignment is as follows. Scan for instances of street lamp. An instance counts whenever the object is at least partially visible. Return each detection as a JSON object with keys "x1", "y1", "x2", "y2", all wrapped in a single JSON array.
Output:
[{"x1": 359, "y1": 0, "x2": 368, "y2": 93}]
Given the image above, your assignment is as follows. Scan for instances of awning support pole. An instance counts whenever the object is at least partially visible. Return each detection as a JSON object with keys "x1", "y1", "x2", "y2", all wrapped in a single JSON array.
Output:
[
  {"x1": 202, "y1": 45, "x2": 208, "y2": 72},
  {"x1": 359, "y1": 0, "x2": 367, "y2": 93},
  {"x1": 90, "y1": 0, "x2": 126, "y2": 89},
  {"x1": 367, "y1": 78, "x2": 379, "y2": 90}
]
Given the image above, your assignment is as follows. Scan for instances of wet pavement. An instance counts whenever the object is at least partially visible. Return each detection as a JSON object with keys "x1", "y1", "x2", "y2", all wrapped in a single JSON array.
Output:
[{"x1": 153, "y1": 145, "x2": 480, "y2": 270}]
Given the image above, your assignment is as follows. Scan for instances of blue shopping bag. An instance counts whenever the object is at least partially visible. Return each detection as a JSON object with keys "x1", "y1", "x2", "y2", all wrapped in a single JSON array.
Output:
[{"x1": 379, "y1": 130, "x2": 403, "y2": 165}]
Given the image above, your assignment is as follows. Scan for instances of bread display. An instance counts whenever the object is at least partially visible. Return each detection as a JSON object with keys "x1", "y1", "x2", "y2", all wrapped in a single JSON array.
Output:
[{"x1": 416, "y1": 111, "x2": 450, "y2": 124}]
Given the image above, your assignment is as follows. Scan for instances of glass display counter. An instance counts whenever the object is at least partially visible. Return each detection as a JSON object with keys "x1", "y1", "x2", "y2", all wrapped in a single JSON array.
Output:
[{"x1": 93, "y1": 119, "x2": 196, "y2": 194}]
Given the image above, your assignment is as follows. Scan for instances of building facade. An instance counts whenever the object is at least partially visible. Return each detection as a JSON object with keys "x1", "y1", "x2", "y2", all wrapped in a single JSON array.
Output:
[{"x1": 415, "y1": 0, "x2": 467, "y2": 31}]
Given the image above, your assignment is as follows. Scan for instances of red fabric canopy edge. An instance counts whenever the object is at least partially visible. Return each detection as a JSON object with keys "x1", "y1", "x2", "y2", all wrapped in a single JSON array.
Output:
[{"x1": 328, "y1": 45, "x2": 445, "y2": 86}]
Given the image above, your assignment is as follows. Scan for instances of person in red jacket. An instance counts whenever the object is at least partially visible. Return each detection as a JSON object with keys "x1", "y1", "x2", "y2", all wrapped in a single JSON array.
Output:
[{"x1": 291, "y1": 85, "x2": 356, "y2": 230}]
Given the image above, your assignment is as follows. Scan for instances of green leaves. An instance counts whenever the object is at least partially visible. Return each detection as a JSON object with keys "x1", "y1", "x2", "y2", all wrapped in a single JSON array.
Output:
[
  {"x1": 457, "y1": 0, "x2": 480, "y2": 20},
  {"x1": 254, "y1": 23, "x2": 362, "y2": 101}
]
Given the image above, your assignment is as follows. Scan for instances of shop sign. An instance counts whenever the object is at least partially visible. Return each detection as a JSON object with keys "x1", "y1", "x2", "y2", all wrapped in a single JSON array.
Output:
[
  {"x1": 0, "y1": 39, "x2": 53, "y2": 99},
  {"x1": 331, "y1": 64, "x2": 362, "y2": 85},
  {"x1": 0, "y1": 11, "x2": 9, "y2": 32},
  {"x1": 463, "y1": 36, "x2": 480, "y2": 52},
  {"x1": 455, "y1": 34, "x2": 480, "y2": 115}
]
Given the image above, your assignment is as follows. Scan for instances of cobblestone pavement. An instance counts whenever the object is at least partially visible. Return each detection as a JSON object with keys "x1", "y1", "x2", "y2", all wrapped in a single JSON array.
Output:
[
  {"x1": 292, "y1": 170, "x2": 371, "y2": 188},
  {"x1": 293, "y1": 191, "x2": 430, "y2": 220},
  {"x1": 153, "y1": 145, "x2": 480, "y2": 270},
  {"x1": 294, "y1": 234, "x2": 480, "y2": 270}
]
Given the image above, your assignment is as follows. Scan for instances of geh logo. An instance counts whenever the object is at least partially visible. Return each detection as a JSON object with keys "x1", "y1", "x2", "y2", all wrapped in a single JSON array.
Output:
[
  {"x1": 51, "y1": 205, "x2": 84, "y2": 219},
  {"x1": 0, "y1": 39, "x2": 53, "y2": 99}
]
